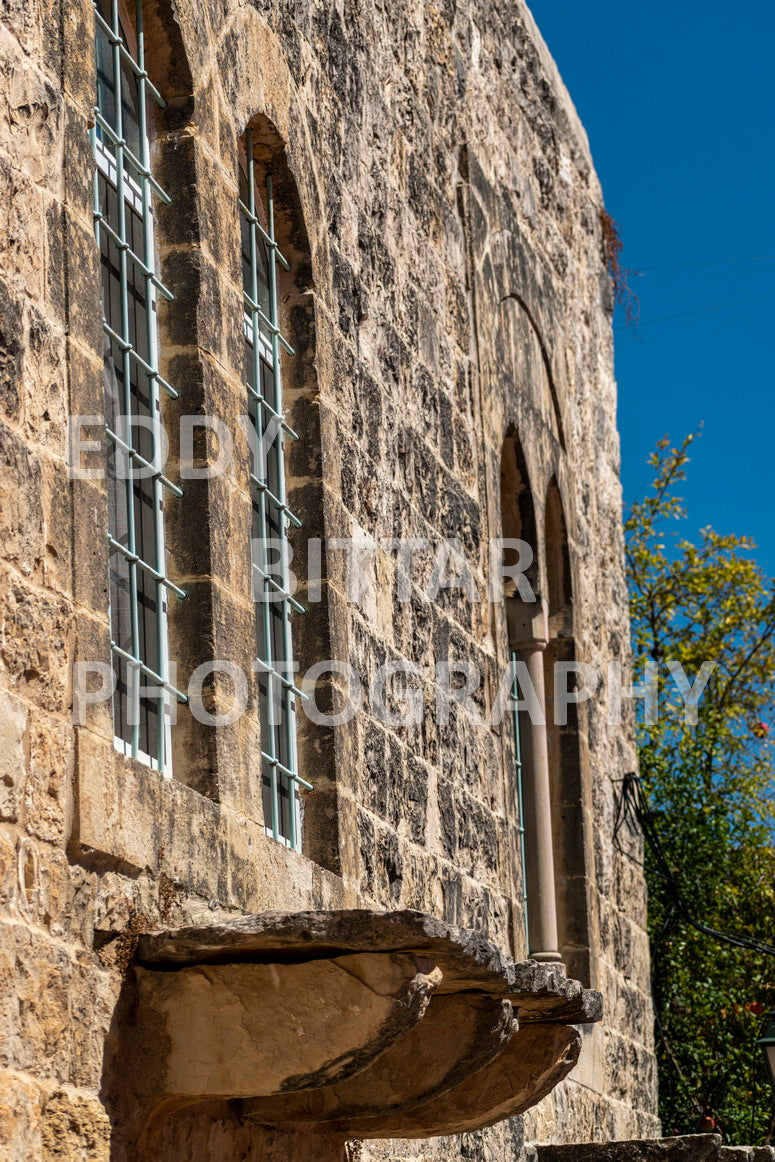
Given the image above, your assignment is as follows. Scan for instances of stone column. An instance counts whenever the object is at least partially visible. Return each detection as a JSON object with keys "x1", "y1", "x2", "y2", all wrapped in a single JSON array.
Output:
[{"x1": 507, "y1": 597, "x2": 561, "y2": 964}]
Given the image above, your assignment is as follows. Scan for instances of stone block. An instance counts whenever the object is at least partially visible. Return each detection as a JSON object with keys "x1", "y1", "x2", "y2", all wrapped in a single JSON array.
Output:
[
  {"x1": 22, "y1": 308, "x2": 68, "y2": 459},
  {"x1": 0, "y1": 569, "x2": 72, "y2": 713},
  {"x1": 0, "y1": 419, "x2": 44, "y2": 579},
  {"x1": 0, "y1": 28, "x2": 61, "y2": 186},
  {"x1": 0, "y1": 1067, "x2": 43, "y2": 1162},
  {"x1": 0, "y1": 691, "x2": 26, "y2": 823},
  {"x1": 41, "y1": 1088, "x2": 111, "y2": 1160},
  {"x1": 0, "y1": 155, "x2": 50, "y2": 301},
  {"x1": 0, "y1": 279, "x2": 23, "y2": 425},
  {"x1": 0, "y1": 828, "x2": 17, "y2": 914},
  {"x1": 4, "y1": 925, "x2": 71, "y2": 1076},
  {"x1": 25, "y1": 713, "x2": 71, "y2": 844},
  {"x1": 75, "y1": 731, "x2": 163, "y2": 873},
  {"x1": 61, "y1": 0, "x2": 95, "y2": 113},
  {"x1": 70, "y1": 483, "x2": 110, "y2": 617},
  {"x1": 67, "y1": 953, "x2": 121, "y2": 1090},
  {"x1": 39, "y1": 458, "x2": 72, "y2": 598},
  {"x1": 538, "y1": 1137, "x2": 717, "y2": 1161}
]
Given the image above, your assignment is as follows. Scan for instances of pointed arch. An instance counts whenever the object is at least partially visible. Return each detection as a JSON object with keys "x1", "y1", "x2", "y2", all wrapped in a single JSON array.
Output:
[
  {"x1": 236, "y1": 112, "x2": 333, "y2": 865},
  {"x1": 545, "y1": 476, "x2": 573, "y2": 634},
  {"x1": 499, "y1": 433, "x2": 561, "y2": 964},
  {"x1": 543, "y1": 477, "x2": 592, "y2": 987},
  {"x1": 499, "y1": 293, "x2": 566, "y2": 450},
  {"x1": 141, "y1": 0, "x2": 194, "y2": 117},
  {"x1": 92, "y1": 0, "x2": 196, "y2": 775},
  {"x1": 500, "y1": 428, "x2": 539, "y2": 599}
]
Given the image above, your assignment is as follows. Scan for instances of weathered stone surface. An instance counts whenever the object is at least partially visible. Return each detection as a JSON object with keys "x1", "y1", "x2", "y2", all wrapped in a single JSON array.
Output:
[
  {"x1": 130, "y1": 953, "x2": 442, "y2": 1101},
  {"x1": 115, "y1": 911, "x2": 596, "y2": 1153},
  {"x1": 41, "y1": 1089, "x2": 111, "y2": 1160},
  {"x1": 154, "y1": 1112, "x2": 348, "y2": 1162},
  {"x1": 539, "y1": 1138, "x2": 721, "y2": 1162},
  {"x1": 0, "y1": 692, "x2": 25, "y2": 823},
  {"x1": 720, "y1": 1151, "x2": 775, "y2": 1162},
  {"x1": 339, "y1": 1022, "x2": 580, "y2": 1139},
  {"x1": 537, "y1": 1137, "x2": 775, "y2": 1162},
  {"x1": 0, "y1": 1067, "x2": 42, "y2": 1162},
  {"x1": 243, "y1": 994, "x2": 515, "y2": 1127},
  {"x1": 136, "y1": 909, "x2": 603, "y2": 1023}
]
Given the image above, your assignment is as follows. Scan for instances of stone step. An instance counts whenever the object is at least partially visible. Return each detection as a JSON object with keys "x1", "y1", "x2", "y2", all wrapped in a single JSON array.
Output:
[{"x1": 536, "y1": 1136, "x2": 775, "y2": 1162}]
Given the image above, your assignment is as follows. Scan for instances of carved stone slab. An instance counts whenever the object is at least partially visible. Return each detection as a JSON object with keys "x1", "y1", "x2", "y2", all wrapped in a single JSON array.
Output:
[
  {"x1": 131, "y1": 953, "x2": 440, "y2": 1101},
  {"x1": 136, "y1": 909, "x2": 602, "y2": 1024},
  {"x1": 329, "y1": 1021, "x2": 581, "y2": 1140},
  {"x1": 242, "y1": 994, "x2": 516, "y2": 1127},
  {"x1": 111, "y1": 909, "x2": 601, "y2": 1153}
]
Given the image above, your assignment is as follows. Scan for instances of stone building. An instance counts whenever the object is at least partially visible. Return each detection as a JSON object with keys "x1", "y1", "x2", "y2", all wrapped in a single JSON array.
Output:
[{"x1": 0, "y1": 0, "x2": 663, "y2": 1158}]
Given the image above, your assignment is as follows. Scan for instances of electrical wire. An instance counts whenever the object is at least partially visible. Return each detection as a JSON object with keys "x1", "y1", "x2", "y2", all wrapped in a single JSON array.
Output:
[
  {"x1": 613, "y1": 772, "x2": 775, "y2": 958},
  {"x1": 615, "y1": 289, "x2": 775, "y2": 330},
  {"x1": 635, "y1": 255, "x2": 775, "y2": 273}
]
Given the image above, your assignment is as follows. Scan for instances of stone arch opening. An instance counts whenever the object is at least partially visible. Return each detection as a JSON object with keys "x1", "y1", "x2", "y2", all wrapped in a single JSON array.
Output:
[
  {"x1": 543, "y1": 476, "x2": 592, "y2": 986},
  {"x1": 499, "y1": 433, "x2": 560, "y2": 964},
  {"x1": 92, "y1": 0, "x2": 198, "y2": 778},
  {"x1": 500, "y1": 428, "x2": 540, "y2": 599},
  {"x1": 140, "y1": 0, "x2": 194, "y2": 120},
  {"x1": 236, "y1": 112, "x2": 335, "y2": 868}
]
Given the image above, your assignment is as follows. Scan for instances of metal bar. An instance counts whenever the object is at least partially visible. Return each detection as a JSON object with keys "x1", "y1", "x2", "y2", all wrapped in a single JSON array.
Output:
[
  {"x1": 108, "y1": 537, "x2": 187, "y2": 600},
  {"x1": 244, "y1": 375, "x2": 299, "y2": 440},
  {"x1": 243, "y1": 291, "x2": 295, "y2": 354},
  {"x1": 93, "y1": 110, "x2": 171, "y2": 203},
  {"x1": 237, "y1": 197, "x2": 291, "y2": 269},
  {"x1": 135, "y1": 0, "x2": 169, "y2": 772},
  {"x1": 101, "y1": 320, "x2": 178, "y2": 397},
  {"x1": 248, "y1": 390, "x2": 299, "y2": 443},
  {"x1": 93, "y1": 211, "x2": 174, "y2": 299},
  {"x1": 252, "y1": 658, "x2": 310, "y2": 702},
  {"x1": 260, "y1": 753, "x2": 313, "y2": 792},
  {"x1": 251, "y1": 561, "x2": 306, "y2": 613},
  {"x1": 248, "y1": 474, "x2": 302, "y2": 528},
  {"x1": 105, "y1": 426, "x2": 183, "y2": 497},
  {"x1": 111, "y1": 641, "x2": 188, "y2": 703},
  {"x1": 93, "y1": 6, "x2": 166, "y2": 106}
]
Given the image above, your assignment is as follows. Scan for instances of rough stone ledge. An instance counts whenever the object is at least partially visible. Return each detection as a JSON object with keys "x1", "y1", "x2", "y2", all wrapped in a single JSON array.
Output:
[
  {"x1": 135, "y1": 908, "x2": 603, "y2": 1024},
  {"x1": 101, "y1": 910, "x2": 602, "y2": 1156},
  {"x1": 537, "y1": 1136, "x2": 775, "y2": 1162}
]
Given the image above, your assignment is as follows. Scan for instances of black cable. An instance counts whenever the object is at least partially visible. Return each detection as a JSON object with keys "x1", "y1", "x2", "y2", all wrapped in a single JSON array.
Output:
[
  {"x1": 635, "y1": 255, "x2": 775, "y2": 273},
  {"x1": 615, "y1": 772, "x2": 775, "y2": 959},
  {"x1": 614, "y1": 289, "x2": 775, "y2": 330}
]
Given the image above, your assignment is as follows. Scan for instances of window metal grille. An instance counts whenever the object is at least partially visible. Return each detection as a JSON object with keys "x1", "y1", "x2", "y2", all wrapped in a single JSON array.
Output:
[
  {"x1": 510, "y1": 649, "x2": 530, "y2": 950},
  {"x1": 92, "y1": 0, "x2": 186, "y2": 775},
  {"x1": 239, "y1": 130, "x2": 310, "y2": 850}
]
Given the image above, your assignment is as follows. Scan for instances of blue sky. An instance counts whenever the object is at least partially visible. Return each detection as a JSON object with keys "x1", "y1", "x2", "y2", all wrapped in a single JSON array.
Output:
[{"x1": 530, "y1": 0, "x2": 775, "y2": 577}]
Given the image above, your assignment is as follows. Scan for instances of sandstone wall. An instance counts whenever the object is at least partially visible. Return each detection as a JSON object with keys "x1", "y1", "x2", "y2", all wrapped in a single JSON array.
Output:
[
  {"x1": 537, "y1": 1136, "x2": 775, "y2": 1162},
  {"x1": 0, "y1": 0, "x2": 658, "y2": 1157}
]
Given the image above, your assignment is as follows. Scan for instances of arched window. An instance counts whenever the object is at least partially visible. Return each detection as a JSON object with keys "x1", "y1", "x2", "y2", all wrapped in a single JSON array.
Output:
[
  {"x1": 238, "y1": 126, "x2": 310, "y2": 850},
  {"x1": 92, "y1": 0, "x2": 188, "y2": 774},
  {"x1": 544, "y1": 477, "x2": 591, "y2": 985},
  {"x1": 500, "y1": 433, "x2": 561, "y2": 964}
]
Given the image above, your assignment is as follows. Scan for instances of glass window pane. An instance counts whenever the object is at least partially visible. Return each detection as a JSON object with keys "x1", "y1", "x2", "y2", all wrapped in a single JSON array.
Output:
[
  {"x1": 93, "y1": 0, "x2": 173, "y2": 773},
  {"x1": 239, "y1": 136, "x2": 300, "y2": 845}
]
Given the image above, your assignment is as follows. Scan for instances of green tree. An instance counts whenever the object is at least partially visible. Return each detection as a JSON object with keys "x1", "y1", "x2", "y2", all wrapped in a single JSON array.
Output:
[{"x1": 625, "y1": 433, "x2": 775, "y2": 1143}]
